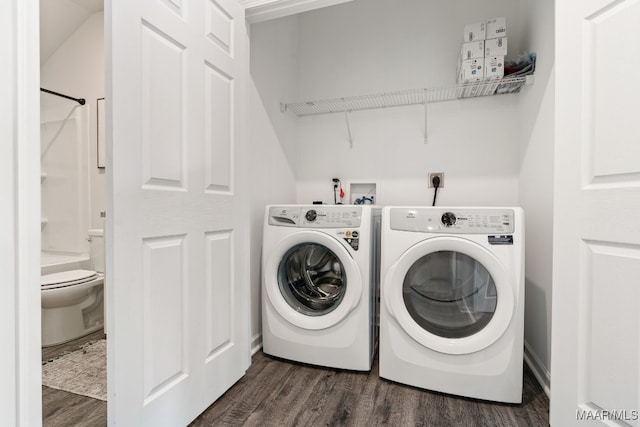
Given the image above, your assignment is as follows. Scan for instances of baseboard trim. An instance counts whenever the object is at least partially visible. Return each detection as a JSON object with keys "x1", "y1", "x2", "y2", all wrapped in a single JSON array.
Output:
[
  {"x1": 251, "y1": 333, "x2": 262, "y2": 356},
  {"x1": 524, "y1": 341, "x2": 550, "y2": 397}
]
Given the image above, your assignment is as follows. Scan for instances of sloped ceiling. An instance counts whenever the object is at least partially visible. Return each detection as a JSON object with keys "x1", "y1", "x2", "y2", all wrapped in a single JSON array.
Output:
[
  {"x1": 240, "y1": 0, "x2": 353, "y2": 23},
  {"x1": 40, "y1": 0, "x2": 104, "y2": 64}
]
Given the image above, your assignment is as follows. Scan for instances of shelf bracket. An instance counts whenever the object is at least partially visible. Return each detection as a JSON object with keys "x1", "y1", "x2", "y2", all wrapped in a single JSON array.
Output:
[
  {"x1": 344, "y1": 110, "x2": 353, "y2": 148},
  {"x1": 423, "y1": 90, "x2": 428, "y2": 144}
]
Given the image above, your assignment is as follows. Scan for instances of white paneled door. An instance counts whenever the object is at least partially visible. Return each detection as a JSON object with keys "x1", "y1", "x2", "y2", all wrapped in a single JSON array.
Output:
[
  {"x1": 551, "y1": 0, "x2": 640, "y2": 425},
  {"x1": 106, "y1": 0, "x2": 249, "y2": 425}
]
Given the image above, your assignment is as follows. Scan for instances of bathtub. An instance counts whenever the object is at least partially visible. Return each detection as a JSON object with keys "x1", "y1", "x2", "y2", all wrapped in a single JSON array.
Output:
[{"x1": 41, "y1": 251, "x2": 90, "y2": 275}]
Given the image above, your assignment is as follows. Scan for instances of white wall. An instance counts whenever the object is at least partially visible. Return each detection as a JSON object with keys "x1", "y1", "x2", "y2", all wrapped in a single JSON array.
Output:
[
  {"x1": 294, "y1": 0, "x2": 524, "y2": 207},
  {"x1": 39, "y1": 0, "x2": 102, "y2": 64},
  {"x1": 517, "y1": 0, "x2": 554, "y2": 393},
  {"x1": 41, "y1": 12, "x2": 105, "y2": 250},
  {"x1": 295, "y1": 98, "x2": 521, "y2": 206},
  {"x1": 248, "y1": 16, "x2": 299, "y2": 350}
]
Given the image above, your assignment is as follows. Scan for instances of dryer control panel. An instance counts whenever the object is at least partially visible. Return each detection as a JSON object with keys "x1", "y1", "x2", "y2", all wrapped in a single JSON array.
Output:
[
  {"x1": 269, "y1": 206, "x2": 362, "y2": 228},
  {"x1": 390, "y1": 208, "x2": 515, "y2": 234}
]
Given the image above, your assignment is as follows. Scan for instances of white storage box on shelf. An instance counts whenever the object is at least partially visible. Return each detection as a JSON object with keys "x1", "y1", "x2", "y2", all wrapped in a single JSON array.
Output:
[
  {"x1": 485, "y1": 37, "x2": 508, "y2": 57},
  {"x1": 484, "y1": 56, "x2": 505, "y2": 79},
  {"x1": 482, "y1": 56, "x2": 505, "y2": 96},
  {"x1": 458, "y1": 58, "x2": 484, "y2": 83},
  {"x1": 486, "y1": 17, "x2": 506, "y2": 39},
  {"x1": 456, "y1": 16, "x2": 509, "y2": 99},
  {"x1": 457, "y1": 52, "x2": 485, "y2": 98},
  {"x1": 461, "y1": 40, "x2": 484, "y2": 60},
  {"x1": 463, "y1": 21, "x2": 486, "y2": 42}
]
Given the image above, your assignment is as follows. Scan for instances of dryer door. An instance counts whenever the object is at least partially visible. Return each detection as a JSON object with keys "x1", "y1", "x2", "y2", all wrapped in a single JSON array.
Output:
[
  {"x1": 385, "y1": 236, "x2": 514, "y2": 355},
  {"x1": 264, "y1": 230, "x2": 362, "y2": 330}
]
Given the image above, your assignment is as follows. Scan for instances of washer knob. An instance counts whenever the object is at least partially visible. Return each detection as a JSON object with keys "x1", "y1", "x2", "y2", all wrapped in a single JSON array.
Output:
[
  {"x1": 441, "y1": 212, "x2": 457, "y2": 227},
  {"x1": 305, "y1": 210, "x2": 317, "y2": 222}
]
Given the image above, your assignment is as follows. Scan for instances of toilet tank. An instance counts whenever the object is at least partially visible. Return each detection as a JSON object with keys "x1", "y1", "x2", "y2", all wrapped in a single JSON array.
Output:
[{"x1": 88, "y1": 229, "x2": 105, "y2": 273}]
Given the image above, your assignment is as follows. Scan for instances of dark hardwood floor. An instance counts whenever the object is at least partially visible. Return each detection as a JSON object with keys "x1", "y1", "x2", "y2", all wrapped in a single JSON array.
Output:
[
  {"x1": 42, "y1": 387, "x2": 107, "y2": 427},
  {"x1": 42, "y1": 333, "x2": 549, "y2": 426},
  {"x1": 191, "y1": 353, "x2": 549, "y2": 427}
]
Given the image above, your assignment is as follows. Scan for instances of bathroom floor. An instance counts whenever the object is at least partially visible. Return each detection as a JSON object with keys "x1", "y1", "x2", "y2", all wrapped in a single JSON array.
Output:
[
  {"x1": 42, "y1": 329, "x2": 106, "y2": 427},
  {"x1": 42, "y1": 331, "x2": 549, "y2": 426}
]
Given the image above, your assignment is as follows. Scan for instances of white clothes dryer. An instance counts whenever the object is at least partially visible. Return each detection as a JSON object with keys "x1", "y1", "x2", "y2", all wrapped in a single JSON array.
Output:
[
  {"x1": 262, "y1": 205, "x2": 381, "y2": 371},
  {"x1": 379, "y1": 206, "x2": 524, "y2": 403}
]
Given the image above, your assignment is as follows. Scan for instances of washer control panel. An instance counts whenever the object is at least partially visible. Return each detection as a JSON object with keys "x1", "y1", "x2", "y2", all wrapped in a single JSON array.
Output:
[
  {"x1": 390, "y1": 208, "x2": 514, "y2": 234},
  {"x1": 269, "y1": 206, "x2": 362, "y2": 228}
]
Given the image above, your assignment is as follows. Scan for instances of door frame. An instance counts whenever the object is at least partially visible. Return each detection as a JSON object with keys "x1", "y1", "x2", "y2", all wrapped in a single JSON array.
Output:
[{"x1": 2, "y1": 0, "x2": 43, "y2": 424}]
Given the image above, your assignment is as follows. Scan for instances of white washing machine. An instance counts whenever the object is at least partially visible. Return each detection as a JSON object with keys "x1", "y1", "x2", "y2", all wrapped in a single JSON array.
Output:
[
  {"x1": 379, "y1": 206, "x2": 524, "y2": 403},
  {"x1": 262, "y1": 205, "x2": 381, "y2": 371}
]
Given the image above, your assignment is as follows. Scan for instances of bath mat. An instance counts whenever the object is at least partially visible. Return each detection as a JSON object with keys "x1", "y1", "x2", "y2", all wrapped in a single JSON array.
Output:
[{"x1": 42, "y1": 339, "x2": 107, "y2": 401}]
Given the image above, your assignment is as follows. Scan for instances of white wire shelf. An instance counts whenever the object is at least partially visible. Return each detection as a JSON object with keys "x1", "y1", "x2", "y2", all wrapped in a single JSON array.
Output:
[{"x1": 282, "y1": 75, "x2": 532, "y2": 117}]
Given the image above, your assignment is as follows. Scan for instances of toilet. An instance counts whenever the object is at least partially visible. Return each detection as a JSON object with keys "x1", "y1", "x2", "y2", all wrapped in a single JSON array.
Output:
[{"x1": 41, "y1": 229, "x2": 105, "y2": 347}]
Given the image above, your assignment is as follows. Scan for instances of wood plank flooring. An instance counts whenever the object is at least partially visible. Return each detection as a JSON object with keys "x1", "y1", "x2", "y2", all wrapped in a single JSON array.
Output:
[
  {"x1": 191, "y1": 353, "x2": 549, "y2": 427},
  {"x1": 42, "y1": 335, "x2": 549, "y2": 426},
  {"x1": 43, "y1": 387, "x2": 107, "y2": 427}
]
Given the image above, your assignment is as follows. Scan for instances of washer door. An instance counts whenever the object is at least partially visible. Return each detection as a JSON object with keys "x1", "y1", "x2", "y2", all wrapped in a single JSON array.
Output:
[
  {"x1": 385, "y1": 236, "x2": 514, "y2": 354},
  {"x1": 264, "y1": 231, "x2": 362, "y2": 330}
]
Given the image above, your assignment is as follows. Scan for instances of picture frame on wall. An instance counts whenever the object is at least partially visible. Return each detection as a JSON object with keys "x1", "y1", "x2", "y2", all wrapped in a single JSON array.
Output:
[{"x1": 97, "y1": 97, "x2": 105, "y2": 168}]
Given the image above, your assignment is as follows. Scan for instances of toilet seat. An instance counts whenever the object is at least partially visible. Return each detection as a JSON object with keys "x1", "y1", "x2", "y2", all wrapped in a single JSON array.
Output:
[{"x1": 41, "y1": 269, "x2": 100, "y2": 290}]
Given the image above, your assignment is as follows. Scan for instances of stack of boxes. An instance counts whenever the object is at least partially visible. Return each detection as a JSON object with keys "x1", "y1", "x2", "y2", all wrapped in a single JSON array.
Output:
[{"x1": 457, "y1": 17, "x2": 507, "y2": 97}]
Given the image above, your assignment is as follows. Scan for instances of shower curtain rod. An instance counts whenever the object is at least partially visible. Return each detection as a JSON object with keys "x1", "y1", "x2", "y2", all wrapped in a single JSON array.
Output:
[{"x1": 40, "y1": 88, "x2": 86, "y2": 105}]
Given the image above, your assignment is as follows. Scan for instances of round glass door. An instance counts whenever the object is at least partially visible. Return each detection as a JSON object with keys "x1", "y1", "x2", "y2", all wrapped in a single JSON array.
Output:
[
  {"x1": 278, "y1": 243, "x2": 346, "y2": 316},
  {"x1": 384, "y1": 236, "x2": 513, "y2": 354},
  {"x1": 403, "y1": 251, "x2": 497, "y2": 339}
]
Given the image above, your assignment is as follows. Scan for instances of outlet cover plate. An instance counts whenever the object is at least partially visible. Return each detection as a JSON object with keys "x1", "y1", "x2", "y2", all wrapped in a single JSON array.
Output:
[{"x1": 428, "y1": 172, "x2": 444, "y2": 188}]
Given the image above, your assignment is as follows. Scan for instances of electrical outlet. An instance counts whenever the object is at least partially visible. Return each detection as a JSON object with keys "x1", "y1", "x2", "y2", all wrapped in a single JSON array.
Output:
[{"x1": 428, "y1": 172, "x2": 444, "y2": 188}]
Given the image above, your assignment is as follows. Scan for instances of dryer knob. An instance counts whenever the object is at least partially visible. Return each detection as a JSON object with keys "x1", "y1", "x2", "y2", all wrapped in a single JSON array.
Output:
[
  {"x1": 305, "y1": 210, "x2": 317, "y2": 222},
  {"x1": 441, "y1": 212, "x2": 457, "y2": 227}
]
